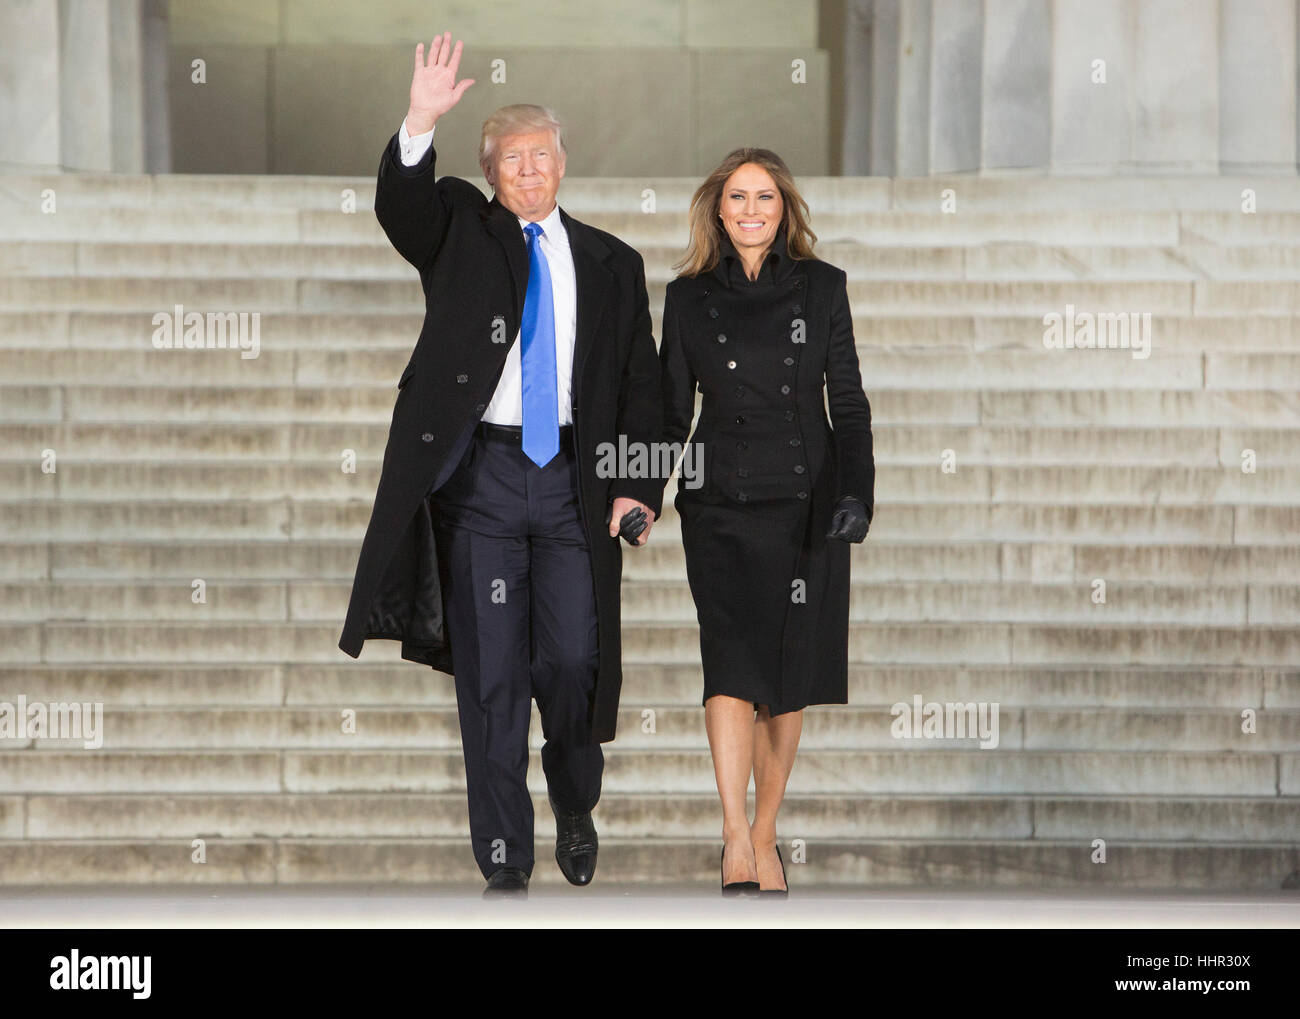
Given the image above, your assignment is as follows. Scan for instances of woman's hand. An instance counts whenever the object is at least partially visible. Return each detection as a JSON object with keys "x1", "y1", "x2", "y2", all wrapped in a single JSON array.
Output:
[
  {"x1": 405, "y1": 33, "x2": 475, "y2": 135},
  {"x1": 826, "y1": 495, "x2": 870, "y2": 543}
]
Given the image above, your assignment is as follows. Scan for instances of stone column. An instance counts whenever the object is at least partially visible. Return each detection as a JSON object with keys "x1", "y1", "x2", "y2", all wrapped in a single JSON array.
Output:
[{"x1": 0, "y1": 0, "x2": 147, "y2": 172}]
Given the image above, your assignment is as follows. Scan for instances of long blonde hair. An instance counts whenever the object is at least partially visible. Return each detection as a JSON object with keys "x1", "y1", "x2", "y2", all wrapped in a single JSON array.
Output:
[{"x1": 674, "y1": 148, "x2": 817, "y2": 278}]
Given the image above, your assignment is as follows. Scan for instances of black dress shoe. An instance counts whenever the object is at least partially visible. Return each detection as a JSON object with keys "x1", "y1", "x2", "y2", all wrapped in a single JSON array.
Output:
[
  {"x1": 483, "y1": 867, "x2": 529, "y2": 898},
  {"x1": 549, "y1": 796, "x2": 598, "y2": 886}
]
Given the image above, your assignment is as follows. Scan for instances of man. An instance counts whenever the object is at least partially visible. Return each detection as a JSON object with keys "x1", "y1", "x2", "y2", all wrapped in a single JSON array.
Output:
[{"x1": 338, "y1": 34, "x2": 663, "y2": 896}]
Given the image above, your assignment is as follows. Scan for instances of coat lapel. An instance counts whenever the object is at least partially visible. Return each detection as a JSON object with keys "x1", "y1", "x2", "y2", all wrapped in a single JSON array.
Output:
[
  {"x1": 560, "y1": 206, "x2": 613, "y2": 397},
  {"x1": 481, "y1": 195, "x2": 529, "y2": 326}
]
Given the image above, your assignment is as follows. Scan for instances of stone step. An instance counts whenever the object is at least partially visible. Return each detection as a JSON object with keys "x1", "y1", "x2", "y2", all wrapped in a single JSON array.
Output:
[
  {"x1": 8, "y1": 346, "x2": 1297, "y2": 395},
  {"x1": 2, "y1": 705, "x2": 1295, "y2": 752},
  {"x1": 5, "y1": 663, "x2": 1292, "y2": 709},
  {"x1": 14, "y1": 240, "x2": 1300, "y2": 284},
  {"x1": 0, "y1": 207, "x2": 1188, "y2": 247},
  {"x1": 9, "y1": 173, "x2": 1300, "y2": 212},
  {"x1": 5, "y1": 620, "x2": 1297, "y2": 667},
  {"x1": 0, "y1": 748, "x2": 1293, "y2": 795},
  {"x1": 0, "y1": 835, "x2": 1292, "y2": 888},
  {"x1": 0, "y1": 274, "x2": 1219, "y2": 313},
  {"x1": 9, "y1": 312, "x2": 1300, "y2": 357},
  {"x1": 6, "y1": 461, "x2": 1300, "y2": 504},
  {"x1": 6, "y1": 793, "x2": 1296, "y2": 842},
  {"x1": 8, "y1": 422, "x2": 1298, "y2": 464},
  {"x1": 11, "y1": 172, "x2": 1300, "y2": 210},
  {"x1": 7, "y1": 539, "x2": 1300, "y2": 585},
  {"x1": 4, "y1": 578, "x2": 1299, "y2": 626},
  {"x1": 6, "y1": 384, "x2": 1298, "y2": 431},
  {"x1": 9, "y1": 499, "x2": 1299, "y2": 545}
]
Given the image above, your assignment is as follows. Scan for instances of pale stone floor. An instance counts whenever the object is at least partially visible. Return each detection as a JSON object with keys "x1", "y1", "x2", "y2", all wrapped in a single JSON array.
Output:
[{"x1": 1, "y1": 885, "x2": 1297, "y2": 928}]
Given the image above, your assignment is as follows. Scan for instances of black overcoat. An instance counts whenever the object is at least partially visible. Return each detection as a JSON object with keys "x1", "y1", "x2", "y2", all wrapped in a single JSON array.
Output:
[
  {"x1": 659, "y1": 231, "x2": 874, "y2": 711},
  {"x1": 338, "y1": 132, "x2": 663, "y2": 743}
]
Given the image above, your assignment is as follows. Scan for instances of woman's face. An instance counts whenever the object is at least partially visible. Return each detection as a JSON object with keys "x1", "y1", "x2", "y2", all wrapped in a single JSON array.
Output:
[{"x1": 718, "y1": 162, "x2": 783, "y2": 258}]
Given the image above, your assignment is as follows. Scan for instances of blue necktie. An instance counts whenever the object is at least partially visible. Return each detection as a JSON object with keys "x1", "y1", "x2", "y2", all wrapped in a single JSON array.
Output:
[{"x1": 520, "y1": 222, "x2": 559, "y2": 468}]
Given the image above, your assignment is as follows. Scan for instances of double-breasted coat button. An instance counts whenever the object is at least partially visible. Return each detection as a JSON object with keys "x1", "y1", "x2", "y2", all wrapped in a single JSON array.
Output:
[
  {"x1": 735, "y1": 415, "x2": 745, "y2": 425},
  {"x1": 709, "y1": 308, "x2": 719, "y2": 319},
  {"x1": 734, "y1": 385, "x2": 744, "y2": 396},
  {"x1": 794, "y1": 280, "x2": 803, "y2": 289},
  {"x1": 737, "y1": 441, "x2": 748, "y2": 450},
  {"x1": 781, "y1": 384, "x2": 791, "y2": 395},
  {"x1": 421, "y1": 433, "x2": 434, "y2": 442},
  {"x1": 793, "y1": 465, "x2": 806, "y2": 474},
  {"x1": 727, "y1": 360, "x2": 736, "y2": 369},
  {"x1": 737, "y1": 467, "x2": 750, "y2": 478},
  {"x1": 792, "y1": 304, "x2": 802, "y2": 314},
  {"x1": 456, "y1": 373, "x2": 468, "y2": 384},
  {"x1": 796, "y1": 490, "x2": 808, "y2": 499},
  {"x1": 475, "y1": 403, "x2": 486, "y2": 412},
  {"x1": 785, "y1": 411, "x2": 795, "y2": 421},
  {"x1": 737, "y1": 492, "x2": 748, "y2": 502},
  {"x1": 717, "y1": 334, "x2": 727, "y2": 343},
  {"x1": 783, "y1": 356, "x2": 795, "y2": 366},
  {"x1": 790, "y1": 438, "x2": 801, "y2": 447}
]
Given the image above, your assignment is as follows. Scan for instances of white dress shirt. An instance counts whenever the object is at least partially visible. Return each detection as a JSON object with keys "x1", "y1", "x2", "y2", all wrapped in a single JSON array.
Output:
[{"x1": 397, "y1": 120, "x2": 577, "y2": 426}]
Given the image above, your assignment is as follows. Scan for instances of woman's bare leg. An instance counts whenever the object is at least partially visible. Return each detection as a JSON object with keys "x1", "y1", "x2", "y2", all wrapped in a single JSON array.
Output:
[
  {"x1": 705, "y1": 693, "x2": 758, "y2": 885},
  {"x1": 752, "y1": 706, "x2": 803, "y2": 890}
]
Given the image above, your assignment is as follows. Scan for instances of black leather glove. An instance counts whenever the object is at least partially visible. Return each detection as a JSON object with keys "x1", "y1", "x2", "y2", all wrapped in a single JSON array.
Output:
[
  {"x1": 826, "y1": 495, "x2": 870, "y2": 543},
  {"x1": 605, "y1": 503, "x2": 649, "y2": 545}
]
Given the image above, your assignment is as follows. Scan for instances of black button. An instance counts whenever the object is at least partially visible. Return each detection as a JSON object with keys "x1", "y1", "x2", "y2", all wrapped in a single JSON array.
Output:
[
  {"x1": 421, "y1": 433, "x2": 434, "y2": 442},
  {"x1": 717, "y1": 334, "x2": 727, "y2": 344},
  {"x1": 783, "y1": 356, "x2": 794, "y2": 366},
  {"x1": 781, "y1": 385, "x2": 790, "y2": 395},
  {"x1": 475, "y1": 403, "x2": 486, "y2": 412},
  {"x1": 734, "y1": 386, "x2": 744, "y2": 396},
  {"x1": 456, "y1": 374, "x2": 468, "y2": 384},
  {"x1": 794, "y1": 280, "x2": 803, "y2": 289},
  {"x1": 796, "y1": 490, "x2": 808, "y2": 499},
  {"x1": 793, "y1": 465, "x2": 805, "y2": 474},
  {"x1": 790, "y1": 438, "x2": 801, "y2": 447},
  {"x1": 702, "y1": 289, "x2": 710, "y2": 297},
  {"x1": 737, "y1": 467, "x2": 750, "y2": 478},
  {"x1": 737, "y1": 492, "x2": 748, "y2": 502},
  {"x1": 792, "y1": 304, "x2": 802, "y2": 314},
  {"x1": 737, "y1": 441, "x2": 748, "y2": 450},
  {"x1": 709, "y1": 308, "x2": 719, "y2": 319},
  {"x1": 735, "y1": 415, "x2": 745, "y2": 425},
  {"x1": 785, "y1": 411, "x2": 794, "y2": 421}
]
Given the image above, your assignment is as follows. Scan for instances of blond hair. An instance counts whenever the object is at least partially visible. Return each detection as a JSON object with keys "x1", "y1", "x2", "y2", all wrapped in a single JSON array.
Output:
[
  {"x1": 479, "y1": 104, "x2": 566, "y2": 172},
  {"x1": 674, "y1": 147, "x2": 817, "y2": 278}
]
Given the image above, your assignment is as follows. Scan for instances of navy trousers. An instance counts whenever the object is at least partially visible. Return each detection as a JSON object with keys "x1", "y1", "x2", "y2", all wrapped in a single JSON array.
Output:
[{"x1": 430, "y1": 425, "x2": 603, "y2": 878}]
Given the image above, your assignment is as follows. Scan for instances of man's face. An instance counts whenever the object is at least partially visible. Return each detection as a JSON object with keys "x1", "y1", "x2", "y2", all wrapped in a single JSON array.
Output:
[{"x1": 485, "y1": 129, "x2": 565, "y2": 221}]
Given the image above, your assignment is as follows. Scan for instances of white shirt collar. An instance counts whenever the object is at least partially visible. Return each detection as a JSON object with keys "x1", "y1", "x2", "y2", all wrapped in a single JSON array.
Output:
[{"x1": 516, "y1": 202, "x2": 566, "y2": 245}]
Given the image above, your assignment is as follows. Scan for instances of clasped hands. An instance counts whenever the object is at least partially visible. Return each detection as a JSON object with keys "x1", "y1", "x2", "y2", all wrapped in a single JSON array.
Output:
[{"x1": 607, "y1": 497, "x2": 655, "y2": 546}]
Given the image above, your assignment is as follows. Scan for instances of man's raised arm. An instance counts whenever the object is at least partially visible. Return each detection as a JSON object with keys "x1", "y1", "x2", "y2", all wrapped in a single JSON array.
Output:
[{"x1": 374, "y1": 33, "x2": 475, "y2": 271}]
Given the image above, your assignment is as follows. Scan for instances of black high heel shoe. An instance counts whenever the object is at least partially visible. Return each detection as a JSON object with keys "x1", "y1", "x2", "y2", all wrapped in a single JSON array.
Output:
[
  {"x1": 760, "y1": 844, "x2": 789, "y2": 897},
  {"x1": 720, "y1": 845, "x2": 759, "y2": 896}
]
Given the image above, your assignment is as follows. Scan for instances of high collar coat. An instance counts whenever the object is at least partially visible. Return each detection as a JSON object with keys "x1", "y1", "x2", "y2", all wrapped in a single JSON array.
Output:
[
  {"x1": 338, "y1": 132, "x2": 664, "y2": 743},
  {"x1": 658, "y1": 228, "x2": 875, "y2": 712}
]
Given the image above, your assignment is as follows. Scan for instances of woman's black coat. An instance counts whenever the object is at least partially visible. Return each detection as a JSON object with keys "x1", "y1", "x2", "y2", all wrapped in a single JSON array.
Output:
[
  {"x1": 337, "y1": 132, "x2": 664, "y2": 743},
  {"x1": 659, "y1": 231, "x2": 874, "y2": 710}
]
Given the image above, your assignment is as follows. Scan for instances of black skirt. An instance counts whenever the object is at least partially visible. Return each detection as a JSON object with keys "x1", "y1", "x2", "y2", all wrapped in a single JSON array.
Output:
[{"x1": 676, "y1": 480, "x2": 850, "y2": 714}]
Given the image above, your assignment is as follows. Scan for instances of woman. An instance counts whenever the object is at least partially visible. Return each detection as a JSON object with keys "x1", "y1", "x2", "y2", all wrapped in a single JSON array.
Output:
[{"x1": 659, "y1": 148, "x2": 874, "y2": 895}]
